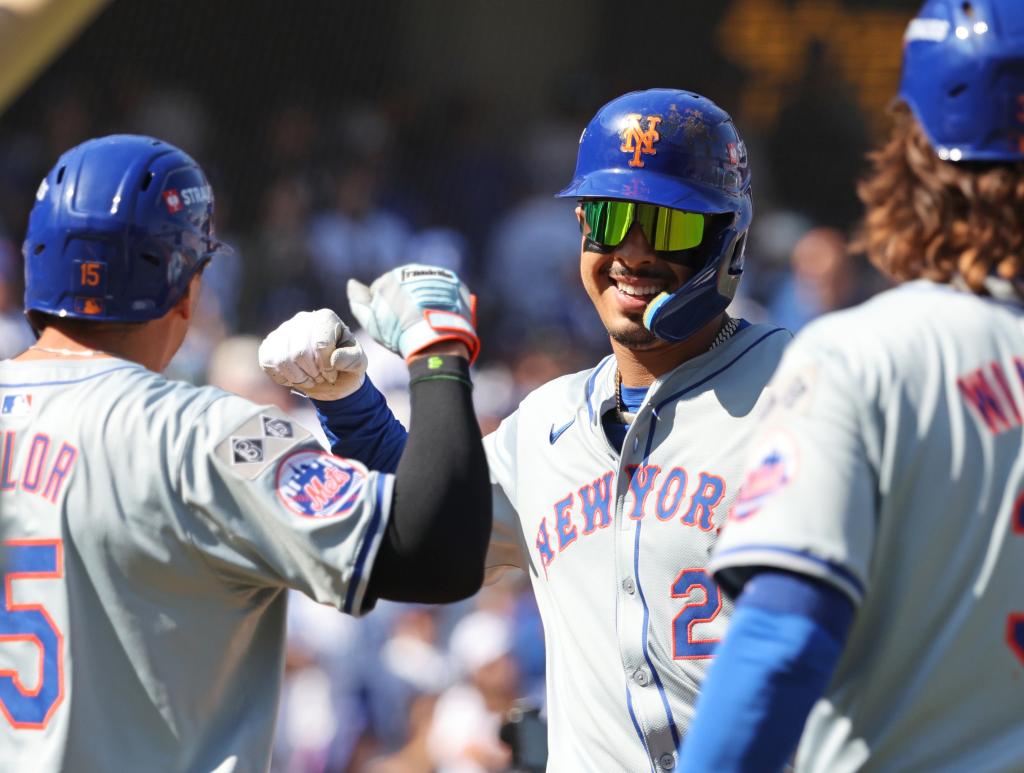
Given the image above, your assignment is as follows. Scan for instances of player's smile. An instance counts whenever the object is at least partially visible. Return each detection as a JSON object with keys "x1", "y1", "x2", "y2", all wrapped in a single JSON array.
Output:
[
  {"x1": 579, "y1": 212, "x2": 692, "y2": 348},
  {"x1": 605, "y1": 267, "x2": 674, "y2": 313}
]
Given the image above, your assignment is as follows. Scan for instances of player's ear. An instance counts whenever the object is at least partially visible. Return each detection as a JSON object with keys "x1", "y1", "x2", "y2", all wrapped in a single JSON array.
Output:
[{"x1": 172, "y1": 274, "x2": 203, "y2": 322}]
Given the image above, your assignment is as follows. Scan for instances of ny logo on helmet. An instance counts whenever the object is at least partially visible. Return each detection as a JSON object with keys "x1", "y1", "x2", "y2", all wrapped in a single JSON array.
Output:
[{"x1": 620, "y1": 114, "x2": 662, "y2": 168}]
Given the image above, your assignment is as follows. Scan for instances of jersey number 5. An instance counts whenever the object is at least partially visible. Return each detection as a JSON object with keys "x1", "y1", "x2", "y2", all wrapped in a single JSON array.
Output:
[
  {"x1": 671, "y1": 568, "x2": 722, "y2": 659},
  {"x1": 0, "y1": 539, "x2": 65, "y2": 729}
]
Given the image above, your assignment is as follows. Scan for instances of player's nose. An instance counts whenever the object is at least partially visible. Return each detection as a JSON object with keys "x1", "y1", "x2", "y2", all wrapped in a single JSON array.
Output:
[{"x1": 612, "y1": 224, "x2": 657, "y2": 266}]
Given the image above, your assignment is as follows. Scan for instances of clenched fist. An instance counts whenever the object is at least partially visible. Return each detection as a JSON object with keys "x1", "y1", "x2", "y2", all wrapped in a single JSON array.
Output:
[{"x1": 258, "y1": 309, "x2": 368, "y2": 401}]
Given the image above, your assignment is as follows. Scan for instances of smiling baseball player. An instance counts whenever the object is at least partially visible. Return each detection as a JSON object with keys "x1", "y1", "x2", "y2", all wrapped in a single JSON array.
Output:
[
  {"x1": 260, "y1": 89, "x2": 791, "y2": 771},
  {"x1": 0, "y1": 135, "x2": 490, "y2": 772},
  {"x1": 679, "y1": 2, "x2": 1024, "y2": 771}
]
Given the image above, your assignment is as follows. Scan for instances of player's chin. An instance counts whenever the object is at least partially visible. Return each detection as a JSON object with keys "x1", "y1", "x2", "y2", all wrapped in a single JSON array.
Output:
[{"x1": 607, "y1": 319, "x2": 662, "y2": 350}]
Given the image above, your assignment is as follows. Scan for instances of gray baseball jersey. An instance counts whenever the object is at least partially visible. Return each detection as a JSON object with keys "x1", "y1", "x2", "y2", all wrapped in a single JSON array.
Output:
[
  {"x1": 484, "y1": 322, "x2": 789, "y2": 772},
  {"x1": 0, "y1": 357, "x2": 392, "y2": 772},
  {"x1": 712, "y1": 281, "x2": 1024, "y2": 772}
]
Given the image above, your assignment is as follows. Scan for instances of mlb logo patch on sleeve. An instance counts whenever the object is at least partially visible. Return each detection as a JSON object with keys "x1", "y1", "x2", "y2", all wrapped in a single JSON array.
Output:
[
  {"x1": 275, "y1": 451, "x2": 366, "y2": 519},
  {"x1": 1, "y1": 393, "x2": 32, "y2": 417}
]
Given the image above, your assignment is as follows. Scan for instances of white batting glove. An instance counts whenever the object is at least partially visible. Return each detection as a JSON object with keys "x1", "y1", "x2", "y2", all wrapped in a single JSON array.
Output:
[
  {"x1": 257, "y1": 309, "x2": 368, "y2": 401},
  {"x1": 347, "y1": 264, "x2": 480, "y2": 363}
]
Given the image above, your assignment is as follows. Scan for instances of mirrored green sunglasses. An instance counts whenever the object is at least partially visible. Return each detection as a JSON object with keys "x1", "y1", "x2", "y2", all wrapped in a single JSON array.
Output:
[{"x1": 580, "y1": 200, "x2": 705, "y2": 252}]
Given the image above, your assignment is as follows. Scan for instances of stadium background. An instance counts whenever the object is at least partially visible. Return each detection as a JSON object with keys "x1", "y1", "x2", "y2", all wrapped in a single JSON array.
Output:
[{"x1": 0, "y1": 1, "x2": 918, "y2": 770}]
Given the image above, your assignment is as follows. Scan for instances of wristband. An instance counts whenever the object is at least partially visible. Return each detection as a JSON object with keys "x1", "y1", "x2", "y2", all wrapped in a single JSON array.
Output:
[{"x1": 407, "y1": 354, "x2": 473, "y2": 390}]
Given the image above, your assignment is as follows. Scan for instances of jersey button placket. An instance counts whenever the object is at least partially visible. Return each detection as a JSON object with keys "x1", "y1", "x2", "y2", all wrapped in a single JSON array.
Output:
[
  {"x1": 632, "y1": 667, "x2": 650, "y2": 687},
  {"x1": 657, "y1": 752, "x2": 676, "y2": 770},
  {"x1": 622, "y1": 577, "x2": 635, "y2": 594}
]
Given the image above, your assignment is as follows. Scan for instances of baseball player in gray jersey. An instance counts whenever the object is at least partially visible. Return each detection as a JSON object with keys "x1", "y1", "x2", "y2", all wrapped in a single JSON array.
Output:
[
  {"x1": 680, "y1": 1, "x2": 1024, "y2": 771},
  {"x1": 0, "y1": 135, "x2": 491, "y2": 772},
  {"x1": 259, "y1": 89, "x2": 790, "y2": 771}
]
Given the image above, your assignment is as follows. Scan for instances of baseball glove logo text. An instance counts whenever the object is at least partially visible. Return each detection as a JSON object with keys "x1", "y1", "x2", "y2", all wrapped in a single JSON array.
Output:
[
  {"x1": 275, "y1": 450, "x2": 366, "y2": 518},
  {"x1": 620, "y1": 114, "x2": 661, "y2": 168}
]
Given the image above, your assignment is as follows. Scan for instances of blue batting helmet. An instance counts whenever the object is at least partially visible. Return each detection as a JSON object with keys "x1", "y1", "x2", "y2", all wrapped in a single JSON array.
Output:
[
  {"x1": 900, "y1": 0, "x2": 1024, "y2": 162},
  {"x1": 23, "y1": 134, "x2": 229, "y2": 324},
  {"x1": 557, "y1": 88, "x2": 751, "y2": 342}
]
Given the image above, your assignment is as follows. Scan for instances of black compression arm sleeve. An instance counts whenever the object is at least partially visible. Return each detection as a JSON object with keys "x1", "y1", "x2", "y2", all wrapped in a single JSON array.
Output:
[{"x1": 366, "y1": 355, "x2": 492, "y2": 603}]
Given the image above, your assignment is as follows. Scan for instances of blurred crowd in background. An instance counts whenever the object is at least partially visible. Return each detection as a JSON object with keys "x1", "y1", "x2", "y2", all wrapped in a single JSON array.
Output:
[{"x1": 0, "y1": 48, "x2": 892, "y2": 772}]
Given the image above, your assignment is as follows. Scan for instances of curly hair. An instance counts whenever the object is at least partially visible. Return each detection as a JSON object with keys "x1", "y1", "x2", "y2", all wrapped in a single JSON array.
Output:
[{"x1": 855, "y1": 103, "x2": 1024, "y2": 293}]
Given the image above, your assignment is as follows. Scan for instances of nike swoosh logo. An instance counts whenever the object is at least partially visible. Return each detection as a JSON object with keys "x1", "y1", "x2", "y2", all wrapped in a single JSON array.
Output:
[{"x1": 549, "y1": 418, "x2": 575, "y2": 445}]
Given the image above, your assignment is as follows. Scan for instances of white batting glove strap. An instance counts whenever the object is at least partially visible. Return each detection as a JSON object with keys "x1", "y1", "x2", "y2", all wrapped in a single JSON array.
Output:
[
  {"x1": 258, "y1": 309, "x2": 368, "y2": 401},
  {"x1": 347, "y1": 264, "x2": 480, "y2": 363}
]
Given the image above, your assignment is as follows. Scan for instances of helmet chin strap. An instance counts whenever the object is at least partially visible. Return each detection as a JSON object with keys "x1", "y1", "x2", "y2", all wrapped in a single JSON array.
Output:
[{"x1": 641, "y1": 291, "x2": 671, "y2": 332}]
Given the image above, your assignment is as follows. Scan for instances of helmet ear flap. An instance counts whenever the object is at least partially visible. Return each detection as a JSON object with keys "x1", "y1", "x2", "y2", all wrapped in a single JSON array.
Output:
[{"x1": 716, "y1": 232, "x2": 746, "y2": 301}]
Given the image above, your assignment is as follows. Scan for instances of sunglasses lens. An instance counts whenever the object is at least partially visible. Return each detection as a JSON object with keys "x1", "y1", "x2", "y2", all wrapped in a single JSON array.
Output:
[
  {"x1": 582, "y1": 200, "x2": 635, "y2": 248},
  {"x1": 582, "y1": 201, "x2": 704, "y2": 251},
  {"x1": 636, "y1": 204, "x2": 704, "y2": 251}
]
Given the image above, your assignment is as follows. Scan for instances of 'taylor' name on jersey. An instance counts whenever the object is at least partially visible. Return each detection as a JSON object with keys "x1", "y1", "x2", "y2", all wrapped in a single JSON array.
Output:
[
  {"x1": 0, "y1": 430, "x2": 78, "y2": 503},
  {"x1": 535, "y1": 464, "x2": 725, "y2": 577}
]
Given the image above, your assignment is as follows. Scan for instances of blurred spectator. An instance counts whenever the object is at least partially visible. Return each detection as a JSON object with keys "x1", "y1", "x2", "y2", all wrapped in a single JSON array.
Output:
[
  {"x1": 742, "y1": 209, "x2": 814, "y2": 310},
  {"x1": 410, "y1": 94, "x2": 521, "y2": 257},
  {"x1": 200, "y1": 190, "x2": 245, "y2": 333},
  {"x1": 307, "y1": 159, "x2": 411, "y2": 295},
  {"x1": 767, "y1": 39, "x2": 870, "y2": 230},
  {"x1": 365, "y1": 605, "x2": 452, "y2": 767},
  {"x1": 768, "y1": 226, "x2": 866, "y2": 332},
  {"x1": 204, "y1": 334, "x2": 328, "y2": 449},
  {"x1": 127, "y1": 86, "x2": 211, "y2": 160},
  {"x1": 381, "y1": 608, "x2": 451, "y2": 699},
  {"x1": 484, "y1": 196, "x2": 604, "y2": 356},
  {"x1": 166, "y1": 293, "x2": 228, "y2": 385},
  {"x1": 0, "y1": 238, "x2": 32, "y2": 359},
  {"x1": 274, "y1": 594, "x2": 389, "y2": 773},
  {"x1": 508, "y1": 345, "x2": 586, "y2": 406},
  {"x1": 507, "y1": 581, "x2": 546, "y2": 710},
  {"x1": 242, "y1": 175, "x2": 320, "y2": 332},
  {"x1": 471, "y1": 363, "x2": 516, "y2": 436},
  {"x1": 406, "y1": 227, "x2": 468, "y2": 275},
  {"x1": 428, "y1": 611, "x2": 519, "y2": 773},
  {"x1": 264, "y1": 102, "x2": 320, "y2": 176},
  {"x1": 363, "y1": 693, "x2": 439, "y2": 773},
  {"x1": 43, "y1": 87, "x2": 93, "y2": 168},
  {"x1": 206, "y1": 335, "x2": 291, "y2": 409}
]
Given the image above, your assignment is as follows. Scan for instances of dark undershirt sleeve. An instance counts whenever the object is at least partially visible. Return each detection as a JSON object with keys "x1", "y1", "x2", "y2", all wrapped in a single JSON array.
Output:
[{"x1": 365, "y1": 355, "x2": 491, "y2": 604}]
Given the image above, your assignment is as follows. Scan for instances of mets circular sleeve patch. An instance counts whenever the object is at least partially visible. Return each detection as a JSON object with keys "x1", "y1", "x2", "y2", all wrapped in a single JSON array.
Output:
[
  {"x1": 274, "y1": 450, "x2": 368, "y2": 518},
  {"x1": 729, "y1": 430, "x2": 800, "y2": 522}
]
